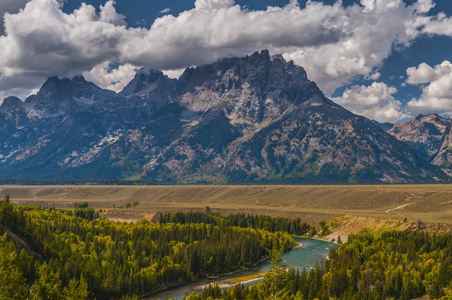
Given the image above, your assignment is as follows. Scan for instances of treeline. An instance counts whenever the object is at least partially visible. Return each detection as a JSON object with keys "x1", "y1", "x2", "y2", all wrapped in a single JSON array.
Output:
[
  {"x1": 0, "y1": 194, "x2": 27, "y2": 236},
  {"x1": 0, "y1": 179, "x2": 153, "y2": 185},
  {"x1": 0, "y1": 197, "x2": 295, "y2": 299},
  {"x1": 189, "y1": 230, "x2": 452, "y2": 300},
  {"x1": 159, "y1": 210, "x2": 311, "y2": 236},
  {"x1": 73, "y1": 201, "x2": 97, "y2": 221}
]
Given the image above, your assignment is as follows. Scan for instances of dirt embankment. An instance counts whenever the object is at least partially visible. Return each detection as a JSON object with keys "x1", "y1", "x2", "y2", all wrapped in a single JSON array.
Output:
[
  {"x1": 5, "y1": 227, "x2": 42, "y2": 258},
  {"x1": 322, "y1": 215, "x2": 452, "y2": 243},
  {"x1": 102, "y1": 210, "x2": 156, "y2": 223}
]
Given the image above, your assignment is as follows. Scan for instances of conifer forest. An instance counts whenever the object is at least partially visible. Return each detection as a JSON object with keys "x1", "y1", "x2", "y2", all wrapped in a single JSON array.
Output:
[{"x1": 1, "y1": 195, "x2": 452, "y2": 299}]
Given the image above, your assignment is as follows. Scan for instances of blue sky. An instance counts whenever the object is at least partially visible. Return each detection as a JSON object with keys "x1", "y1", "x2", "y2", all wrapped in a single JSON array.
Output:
[{"x1": 0, "y1": 0, "x2": 452, "y2": 122}]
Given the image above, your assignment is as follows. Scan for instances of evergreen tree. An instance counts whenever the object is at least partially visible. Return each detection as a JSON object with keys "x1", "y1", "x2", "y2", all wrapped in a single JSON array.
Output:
[
  {"x1": 0, "y1": 234, "x2": 29, "y2": 300},
  {"x1": 264, "y1": 246, "x2": 290, "y2": 299},
  {"x1": 29, "y1": 263, "x2": 64, "y2": 300}
]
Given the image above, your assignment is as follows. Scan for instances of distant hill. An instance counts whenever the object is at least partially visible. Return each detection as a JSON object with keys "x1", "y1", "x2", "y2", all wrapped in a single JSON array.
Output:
[
  {"x1": 385, "y1": 114, "x2": 452, "y2": 176},
  {"x1": 0, "y1": 50, "x2": 448, "y2": 183},
  {"x1": 387, "y1": 114, "x2": 449, "y2": 160}
]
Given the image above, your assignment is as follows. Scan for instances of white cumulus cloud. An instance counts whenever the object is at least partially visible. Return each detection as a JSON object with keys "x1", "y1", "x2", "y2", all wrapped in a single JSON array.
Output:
[
  {"x1": 0, "y1": 0, "x2": 445, "y2": 102},
  {"x1": 0, "y1": 0, "x2": 67, "y2": 35},
  {"x1": 0, "y1": 0, "x2": 130, "y2": 98},
  {"x1": 0, "y1": 0, "x2": 29, "y2": 34},
  {"x1": 195, "y1": 0, "x2": 235, "y2": 10},
  {"x1": 422, "y1": 13, "x2": 452, "y2": 36},
  {"x1": 83, "y1": 61, "x2": 138, "y2": 93},
  {"x1": 406, "y1": 61, "x2": 452, "y2": 115},
  {"x1": 332, "y1": 82, "x2": 409, "y2": 123}
]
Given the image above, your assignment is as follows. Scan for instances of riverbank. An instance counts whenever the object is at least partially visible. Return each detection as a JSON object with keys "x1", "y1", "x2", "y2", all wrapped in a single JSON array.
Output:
[
  {"x1": 194, "y1": 272, "x2": 268, "y2": 290},
  {"x1": 147, "y1": 237, "x2": 337, "y2": 300},
  {"x1": 144, "y1": 256, "x2": 270, "y2": 299}
]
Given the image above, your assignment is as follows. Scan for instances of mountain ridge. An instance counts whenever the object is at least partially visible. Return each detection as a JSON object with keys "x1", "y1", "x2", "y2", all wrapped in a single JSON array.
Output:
[
  {"x1": 388, "y1": 113, "x2": 449, "y2": 159},
  {"x1": 0, "y1": 50, "x2": 448, "y2": 184},
  {"x1": 384, "y1": 114, "x2": 452, "y2": 175}
]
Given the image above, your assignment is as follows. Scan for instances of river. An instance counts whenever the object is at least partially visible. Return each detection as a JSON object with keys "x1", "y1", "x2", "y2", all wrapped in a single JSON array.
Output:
[{"x1": 148, "y1": 237, "x2": 337, "y2": 300}]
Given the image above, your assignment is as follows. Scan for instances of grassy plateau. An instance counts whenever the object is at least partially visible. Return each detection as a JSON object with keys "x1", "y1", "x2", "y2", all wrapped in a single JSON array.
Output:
[{"x1": 2, "y1": 184, "x2": 452, "y2": 226}]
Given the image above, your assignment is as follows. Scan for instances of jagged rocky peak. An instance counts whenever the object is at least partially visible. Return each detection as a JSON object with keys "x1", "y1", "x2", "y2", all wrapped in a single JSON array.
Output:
[
  {"x1": 36, "y1": 76, "x2": 70, "y2": 98},
  {"x1": 113, "y1": 68, "x2": 179, "y2": 122},
  {"x1": 238, "y1": 49, "x2": 273, "y2": 78},
  {"x1": 414, "y1": 113, "x2": 449, "y2": 125},
  {"x1": 388, "y1": 113, "x2": 450, "y2": 160},
  {"x1": 1, "y1": 96, "x2": 23, "y2": 108},
  {"x1": 178, "y1": 57, "x2": 238, "y2": 90},
  {"x1": 71, "y1": 75, "x2": 116, "y2": 96},
  {"x1": 178, "y1": 49, "x2": 329, "y2": 126},
  {"x1": 119, "y1": 68, "x2": 176, "y2": 96},
  {"x1": 70, "y1": 76, "x2": 117, "y2": 104},
  {"x1": 0, "y1": 96, "x2": 27, "y2": 125},
  {"x1": 223, "y1": 50, "x2": 309, "y2": 85},
  {"x1": 21, "y1": 76, "x2": 74, "y2": 118},
  {"x1": 18, "y1": 75, "x2": 116, "y2": 119},
  {"x1": 432, "y1": 120, "x2": 452, "y2": 170},
  {"x1": 30, "y1": 75, "x2": 114, "y2": 102},
  {"x1": 415, "y1": 113, "x2": 448, "y2": 124},
  {"x1": 389, "y1": 113, "x2": 449, "y2": 138},
  {"x1": 178, "y1": 50, "x2": 308, "y2": 91}
]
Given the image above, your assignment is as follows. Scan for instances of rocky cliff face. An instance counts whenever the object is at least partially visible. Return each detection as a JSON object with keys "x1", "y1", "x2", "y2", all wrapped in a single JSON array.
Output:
[
  {"x1": 383, "y1": 114, "x2": 452, "y2": 176},
  {"x1": 388, "y1": 114, "x2": 449, "y2": 160},
  {"x1": 431, "y1": 120, "x2": 452, "y2": 174},
  {"x1": 0, "y1": 50, "x2": 448, "y2": 183}
]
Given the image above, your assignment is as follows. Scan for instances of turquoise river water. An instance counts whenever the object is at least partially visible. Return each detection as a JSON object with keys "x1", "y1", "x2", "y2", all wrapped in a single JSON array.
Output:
[{"x1": 148, "y1": 237, "x2": 337, "y2": 300}]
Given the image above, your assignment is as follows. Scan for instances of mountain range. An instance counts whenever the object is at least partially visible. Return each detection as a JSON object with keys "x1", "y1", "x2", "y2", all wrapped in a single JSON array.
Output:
[{"x1": 0, "y1": 50, "x2": 449, "y2": 184}]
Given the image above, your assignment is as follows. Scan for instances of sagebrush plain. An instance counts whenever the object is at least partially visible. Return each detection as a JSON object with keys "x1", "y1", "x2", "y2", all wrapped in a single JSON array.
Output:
[{"x1": 3, "y1": 184, "x2": 452, "y2": 225}]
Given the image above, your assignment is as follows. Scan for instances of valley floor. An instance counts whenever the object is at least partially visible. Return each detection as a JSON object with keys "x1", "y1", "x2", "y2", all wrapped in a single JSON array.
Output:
[{"x1": 4, "y1": 184, "x2": 452, "y2": 227}]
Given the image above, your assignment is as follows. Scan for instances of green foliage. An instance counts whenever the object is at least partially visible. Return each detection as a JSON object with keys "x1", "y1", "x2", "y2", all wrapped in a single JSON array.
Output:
[
  {"x1": 124, "y1": 201, "x2": 139, "y2": 209},
  {"x1": 318, "y1": 221, "x2": 330, "y2": 238},
  {"x1": 308, "y1": 227, "x2": 316, "y2": 237},
  {"x1": 0, "y1": 195, "x2": 27, "y2": 236},
  {"x1": 0, "y1": 233, "x2": 29, "y2": 299},
  {"x1": 264, "y1": 247, "x2": 292, "y2": 299},
  {"x1": 73, "y1": 202, "x2": 99, "y2": 221},
  {"x1": 29, "y1": 263, "x2": 64, "y2": 300},
  {"x1": 0, "y1": 179, "x2": 154, "y2": 185},
  {"x1": 74, "y1": 202, "x2": 89, "y2": 209},
  {"x1": 159, "y1": 211, "x2": 311, "y2": 236},
  {"x1": 28, "y1": 262, "x2": 89, "y2": 300},
  {"x1": 74, "y1": 207, "x2": 95, "y2": 221},
  {"x1": 0, "y1": 199, "x2": 295, "y2": 299},
  {"x1": 192, "y1": 230, "x2": 452, "y2": 300},
  {"x1": 63, "y1": 277, "x2": 89, "y2": 300}
]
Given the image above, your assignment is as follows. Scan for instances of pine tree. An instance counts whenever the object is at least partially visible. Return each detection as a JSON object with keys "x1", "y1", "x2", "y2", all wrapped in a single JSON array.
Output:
[
  {"x1": 264, "y1": 246, "x2": 291, "y2": 299},
  {"x1": 29, "y1": 262, "x2": 64, "y2": 300},
  {"x1": 63, "y1": 277, "x2": 89, "y2": 300},
  {"x1": 0, "y1": 234, "x2": 29, "y2": 300}
]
